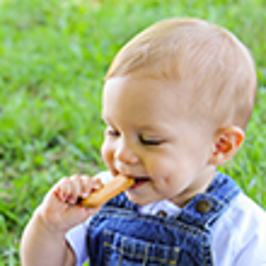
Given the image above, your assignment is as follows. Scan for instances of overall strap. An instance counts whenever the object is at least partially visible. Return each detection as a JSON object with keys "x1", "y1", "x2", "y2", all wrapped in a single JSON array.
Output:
[
  {"x1": 104, "y1": 190, "x2": 138, "y2": 211},
  {"x1": 176, "y1": 172, "x2": 241, "y2": 230}
]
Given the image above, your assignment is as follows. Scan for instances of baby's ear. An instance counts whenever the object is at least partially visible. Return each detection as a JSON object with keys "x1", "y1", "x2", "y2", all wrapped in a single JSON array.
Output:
[{"x1": 209, "y1": 126, "x2": 244, "y2": 166}]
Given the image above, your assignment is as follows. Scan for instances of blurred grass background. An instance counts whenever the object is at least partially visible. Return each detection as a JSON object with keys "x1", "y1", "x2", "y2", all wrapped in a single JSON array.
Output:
[{"x1": 0, "y1": 0, "x2": 266, "y2": 265}]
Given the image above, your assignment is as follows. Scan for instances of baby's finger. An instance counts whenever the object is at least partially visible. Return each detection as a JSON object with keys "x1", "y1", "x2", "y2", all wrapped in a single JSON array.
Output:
[
  {"x1": 68, "y1": 175, "x2": 86, "y2": 204},
  {"x1": 52, "y1": 177, "x2": 71, "y2": 202},
  {"x1": 92, "y1": 178, "x2": 103, "y2": 192},
  {"x1": 80, "y1": 175, "x2": 93, "y2": 199}
]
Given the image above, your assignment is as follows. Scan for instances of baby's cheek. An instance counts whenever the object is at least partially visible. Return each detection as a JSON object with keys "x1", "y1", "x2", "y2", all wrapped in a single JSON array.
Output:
[
  {"x1": 101, "y1": 144, "x2": 115, "y2": 170},
  {"x1": 154, "y1": 172, "x2": 177, "y2": 191},
  {"x1": 101, "y1": 142, "x2": 110, "y2": 161}
]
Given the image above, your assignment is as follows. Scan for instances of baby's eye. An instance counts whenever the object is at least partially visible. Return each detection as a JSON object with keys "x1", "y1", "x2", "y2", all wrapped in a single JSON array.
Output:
[
  {"x1": 140, "y1": 136, "x2": 162, "y2": 146},
  {"x1": 105, "y1": 127, "x2": 120, "y2": 137}
]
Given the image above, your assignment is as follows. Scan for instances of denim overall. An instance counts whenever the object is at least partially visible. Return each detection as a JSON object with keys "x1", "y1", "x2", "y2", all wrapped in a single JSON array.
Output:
[{"x1": 87, "y1": 172, "x2": 240, "y2": 266}]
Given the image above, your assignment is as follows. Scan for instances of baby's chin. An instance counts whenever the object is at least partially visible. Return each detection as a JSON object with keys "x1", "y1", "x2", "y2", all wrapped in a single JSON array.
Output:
[{"x1": 125, "y1": 191, "x2": 164, "y2": 207}]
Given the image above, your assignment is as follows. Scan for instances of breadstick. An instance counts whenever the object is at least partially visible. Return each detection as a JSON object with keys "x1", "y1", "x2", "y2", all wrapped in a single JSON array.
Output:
[{"x1": 80, "y1": 175, "x2": 135, "y2": 208}]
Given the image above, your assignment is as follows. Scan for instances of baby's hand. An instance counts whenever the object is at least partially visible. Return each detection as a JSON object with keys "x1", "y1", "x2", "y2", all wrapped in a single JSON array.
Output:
[{"x1": 37, "y1": 175, "x2": 102, "y2": 234}]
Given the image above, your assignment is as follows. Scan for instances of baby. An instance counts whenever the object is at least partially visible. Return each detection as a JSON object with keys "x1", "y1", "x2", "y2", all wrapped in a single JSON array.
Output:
[{"x1": 20, "y1": 18, "x2": 266, "y2": 265}]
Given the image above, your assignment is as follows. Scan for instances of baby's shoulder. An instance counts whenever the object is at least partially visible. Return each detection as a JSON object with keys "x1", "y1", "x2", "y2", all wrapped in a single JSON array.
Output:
[
  {"x1": 222, "y1": 192, "x2": 266, "y2": 231},
  {"x1": 212, "y1": 192, "x2": 266, "y2": 264}
]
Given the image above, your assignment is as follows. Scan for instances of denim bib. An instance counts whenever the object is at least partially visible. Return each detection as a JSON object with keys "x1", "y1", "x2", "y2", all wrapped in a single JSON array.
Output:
[{"x1": 87, "y1": 172, "x2": 240, "y2": 266}]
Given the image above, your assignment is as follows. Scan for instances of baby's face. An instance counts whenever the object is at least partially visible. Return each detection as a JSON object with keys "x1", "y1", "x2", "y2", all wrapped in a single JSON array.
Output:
[{"x1": 101, "y1": 75, "x2": 215, "y2": 207}]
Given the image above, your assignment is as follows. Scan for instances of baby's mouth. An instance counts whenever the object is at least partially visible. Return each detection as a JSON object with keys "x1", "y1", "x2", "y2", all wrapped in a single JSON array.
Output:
[{"x1": 131, "y1": 176, "x2": 151, "y2": 189}]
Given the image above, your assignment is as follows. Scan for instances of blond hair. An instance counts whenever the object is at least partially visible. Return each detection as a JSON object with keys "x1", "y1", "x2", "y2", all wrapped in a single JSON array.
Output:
[{"x1": 105, "y1": 18, "x2": 257, "y2": 130}]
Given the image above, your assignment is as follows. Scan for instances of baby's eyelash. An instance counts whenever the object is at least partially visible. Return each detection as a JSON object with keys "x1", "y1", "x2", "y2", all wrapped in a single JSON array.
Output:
[
  {"x1": 139, "y1": 136, "x2": 162, "y2": 146},
  {"x1": 105, "y1": 127, "x2": 120, "y2": 137}
]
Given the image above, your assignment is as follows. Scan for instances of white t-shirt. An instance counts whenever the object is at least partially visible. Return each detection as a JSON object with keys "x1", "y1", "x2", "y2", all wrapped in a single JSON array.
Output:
[{"x1": 66, "y1": 172, "x2": 266, "y2": 266}]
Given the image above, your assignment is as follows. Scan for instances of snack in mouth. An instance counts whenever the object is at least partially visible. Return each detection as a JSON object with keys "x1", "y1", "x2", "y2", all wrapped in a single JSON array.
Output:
[{"x1": 80, "y1": 174, "x2": 135, "y2": 208}]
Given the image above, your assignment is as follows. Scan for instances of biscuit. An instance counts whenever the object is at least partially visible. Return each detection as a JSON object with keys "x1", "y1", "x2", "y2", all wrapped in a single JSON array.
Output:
[{"x1": 80, "y1": 175, "x2": 135, "y2": 208}]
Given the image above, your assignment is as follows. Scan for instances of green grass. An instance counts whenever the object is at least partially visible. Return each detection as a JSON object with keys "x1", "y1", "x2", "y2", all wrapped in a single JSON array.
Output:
[{"x1": 1, "y1": 0, "x2": 266, "y2": 264}]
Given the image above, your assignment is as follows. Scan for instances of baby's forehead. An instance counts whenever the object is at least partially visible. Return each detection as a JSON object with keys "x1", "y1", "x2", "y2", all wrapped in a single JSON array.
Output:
[
  {"x1": 103, "y1": 75, "x2": 220, "y2": 138},
  {"x1": 104, "y1": 74, "x2": 213, "y2": 119}
]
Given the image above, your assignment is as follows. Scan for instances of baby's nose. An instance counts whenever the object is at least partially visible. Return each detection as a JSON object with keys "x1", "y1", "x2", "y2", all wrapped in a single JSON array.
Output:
[{"x1": 114, "y1": 140, "x2": 139, "y2": 165}]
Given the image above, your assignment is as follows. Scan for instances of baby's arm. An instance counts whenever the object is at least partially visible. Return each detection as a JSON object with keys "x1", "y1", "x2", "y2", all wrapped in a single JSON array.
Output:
[{"x1": 20, "y1": 175, "x2": 102, "y2": 266}]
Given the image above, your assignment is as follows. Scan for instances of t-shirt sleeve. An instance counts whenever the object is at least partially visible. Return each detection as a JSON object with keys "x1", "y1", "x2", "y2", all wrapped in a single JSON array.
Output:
[
  {"x1": 65, "y1": 221, "x2": 89, "y2": 266},
  {"x1": 233, "y1": 223, "x2": 266, "y2": 266},
  {"x1": 212, "y1": 192, "x2": 266, "y2": 266}
]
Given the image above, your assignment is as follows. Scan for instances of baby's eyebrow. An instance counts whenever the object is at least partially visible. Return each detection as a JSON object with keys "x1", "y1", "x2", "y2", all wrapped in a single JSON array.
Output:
[{"x1": 137, "y1": 123, "x2": 169, "y2": 132}]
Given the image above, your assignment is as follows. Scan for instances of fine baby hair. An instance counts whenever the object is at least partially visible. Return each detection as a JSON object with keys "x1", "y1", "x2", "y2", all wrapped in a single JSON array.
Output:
[{"x1": 106, "y1": 18, "x2": 257, "y2": 131}]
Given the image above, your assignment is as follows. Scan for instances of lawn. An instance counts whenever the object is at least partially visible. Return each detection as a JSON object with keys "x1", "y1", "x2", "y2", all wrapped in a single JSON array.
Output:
[{"x1": 1, "y1": 0, "x2": 266, "y2": 265}]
